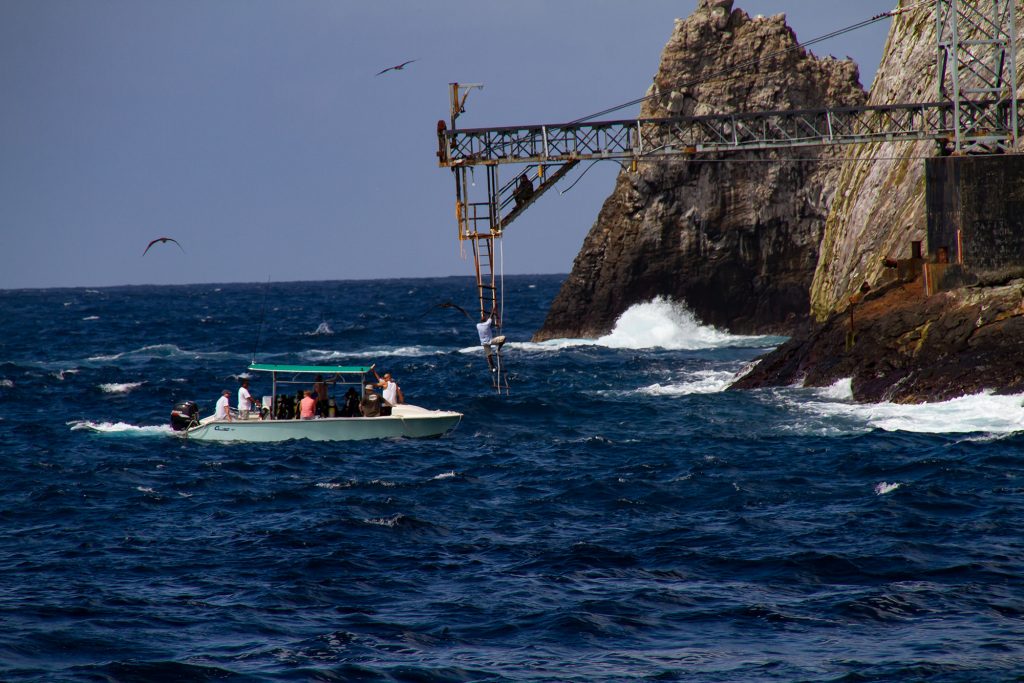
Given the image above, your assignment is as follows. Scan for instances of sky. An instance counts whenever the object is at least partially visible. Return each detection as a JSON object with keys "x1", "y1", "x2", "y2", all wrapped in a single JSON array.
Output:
[{"x1": 0, "y1": 0, "x2": 898, "y2": 290}]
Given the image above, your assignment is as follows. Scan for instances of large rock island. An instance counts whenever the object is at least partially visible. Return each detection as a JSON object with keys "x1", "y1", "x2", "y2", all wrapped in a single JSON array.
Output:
[
  {"x1": 534, "y1": 0, "x2": 1024, "y2": 403},
  {"x1": 534, "y1": 0, "x2": 867, "y2": 339}
]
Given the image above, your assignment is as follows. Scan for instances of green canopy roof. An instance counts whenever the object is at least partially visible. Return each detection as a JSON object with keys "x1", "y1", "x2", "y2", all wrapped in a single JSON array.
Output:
[{"x1": 248, "y1": 363, "x2": 372, "y2": 375}]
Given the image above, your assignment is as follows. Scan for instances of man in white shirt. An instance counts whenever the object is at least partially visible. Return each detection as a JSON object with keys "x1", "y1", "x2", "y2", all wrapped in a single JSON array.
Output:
[
  {"x1": 373, "y1": 368, "x2": 404, "y2": 406},
  {"x1": 237, "y1": 379, "x2": 256, "y2": 419},
  {"x1": 214, "y1": 390, "x2": 232, "y2": 421},
  {"x1": 476, "y1": 315, "x2": 506, "y2": 373}
]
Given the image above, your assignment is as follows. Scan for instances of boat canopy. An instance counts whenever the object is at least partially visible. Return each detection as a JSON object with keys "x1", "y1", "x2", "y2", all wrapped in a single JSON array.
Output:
[{"x1": 248, "y1": 363, "x2": 372, "y2": 375}]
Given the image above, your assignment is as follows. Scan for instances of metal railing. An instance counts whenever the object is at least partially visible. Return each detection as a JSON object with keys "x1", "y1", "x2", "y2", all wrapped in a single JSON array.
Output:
[{"x1": 439, "y1": 99, "x2": 1024, "y2": 167}]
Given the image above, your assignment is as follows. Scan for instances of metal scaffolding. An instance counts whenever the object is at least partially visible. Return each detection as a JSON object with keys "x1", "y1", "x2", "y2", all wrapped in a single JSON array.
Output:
[
  {"x1": 937, "y1": 0, "x2": 1020, "y2": 153},
  {"x1": 435, "y1": 2, "x2": 1022, "y2": 385}
]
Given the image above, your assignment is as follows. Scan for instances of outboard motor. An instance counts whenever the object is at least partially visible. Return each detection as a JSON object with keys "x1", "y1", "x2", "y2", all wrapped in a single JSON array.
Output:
[{"x1": 170, "y1": 400, "x2": 200, "y2": 431}]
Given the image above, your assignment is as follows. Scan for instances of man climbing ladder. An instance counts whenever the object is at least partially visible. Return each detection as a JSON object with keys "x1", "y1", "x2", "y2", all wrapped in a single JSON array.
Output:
[{"x1": 476, "y1": 313, "x2": 506, "y2": 377}]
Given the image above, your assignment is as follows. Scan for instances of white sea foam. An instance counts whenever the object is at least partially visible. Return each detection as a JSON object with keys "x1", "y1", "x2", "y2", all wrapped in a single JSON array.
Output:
[
  {"x1": 82, "y1": 315, "x2": 100, "y2": 321},
  {"x1": 433, "y1": 470, "x2": 457, "y2": 480},
  {"x1": 98, "y1": 382, "x2": 144, "y2": 394},
  {"x1": 875, "y1": 481, "x2": 902, "y2": 495},
  {"x1": 316, "y1": 481, "x2": 352, "y2": 490},
  {"x1": 815, "y1": 378, "x2": 855, "y2": 400},
  {"x1": 307, "y1": 346, "x2": 446, "y2": 361},
  {"x1": 365, "y1": 514, "x2": 403, "y2": 527},
  {"x1": 794, "y1": 385, "x2": 1024, "y2": 435},
  {"x1": 490, "y1": 298, "x2": 781, "y2": 353},
  {"x1": 307, "y1": 321, "x2": 334, "y2": 336},
  {"x1": 68, "y1": 420, "x2": 174, "y2": 436},
  {"x1": 638, "y1": 369, "x2": 740, "y2": 396},
  {"x1": 0, "y1": 379, "x2": 13, "y2": 388},
  {"x1": 596, "y1": 298, "x2": 757, "y2": 350},
  {"x1": 87, "y1": 344, "x2": 234, "y2": 363}
]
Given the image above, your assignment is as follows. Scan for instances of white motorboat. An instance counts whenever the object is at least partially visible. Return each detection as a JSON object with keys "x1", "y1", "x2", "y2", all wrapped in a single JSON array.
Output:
[{"x1": 171, "y1": 363, "x2": 462, "y2": 443}]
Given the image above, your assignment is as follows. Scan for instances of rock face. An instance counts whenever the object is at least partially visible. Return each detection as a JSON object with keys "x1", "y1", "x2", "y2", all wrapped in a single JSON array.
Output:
[
  {"x1": 811, "y1": 4, "x2": 1024, "y2": 320},
  {"x1": 807, "y1": 5, "x2": 938, "y2": 321},
  {"x1": 731, "y1": 274, "x2": 1024, "y2": 402},
  {"x1": 533, "y1": 0, "x2": 867, "y2": 340},
  {"x1": 732, "y1": 2, "x2": 1024, "y2": 403}
]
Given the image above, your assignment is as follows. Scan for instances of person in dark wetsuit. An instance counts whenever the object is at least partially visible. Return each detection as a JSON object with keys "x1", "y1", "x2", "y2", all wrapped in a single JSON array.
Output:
[
  {"x1": 340, "y1": 387, "x2": 361, "y2": 417},
  {"x1": 513, "y1": 173, "x2": 534, "y2": 208}
]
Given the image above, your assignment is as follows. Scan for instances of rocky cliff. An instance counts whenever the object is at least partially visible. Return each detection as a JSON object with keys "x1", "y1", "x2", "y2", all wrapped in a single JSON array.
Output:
[
  {"x1": 731, "y1": 273, "x2": 1024, "y2": 402},
  {"x1": 533, "y1": 0, "x2": 867, "y2": 340},
  {"x1": 807, "y1": 4, "x2": 937, "y2": 321}
]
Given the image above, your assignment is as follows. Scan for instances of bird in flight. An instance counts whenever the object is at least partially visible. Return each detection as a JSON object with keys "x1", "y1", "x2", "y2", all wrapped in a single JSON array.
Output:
[
  {"x1": 420, "y1": 301, "x2": 472, "y2": 320},
  {"x1": 375, "y1": 59, "x2": 418, "y2": 76},
  {"x1": 142, "y1": 236, "x2": 185, "y2": 256}
]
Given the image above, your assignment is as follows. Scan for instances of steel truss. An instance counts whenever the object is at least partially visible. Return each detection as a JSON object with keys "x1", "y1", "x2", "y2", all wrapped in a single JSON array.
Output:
[
  {"x1": 436, "y1": 4, "x2": 1022, "y2": 374},
  {"x1": 441, "y1": 100, "x2": 1023, "y2": 166},
  {"x1": 937, "y1": 0, "x2": 1019, "y2": 153}
]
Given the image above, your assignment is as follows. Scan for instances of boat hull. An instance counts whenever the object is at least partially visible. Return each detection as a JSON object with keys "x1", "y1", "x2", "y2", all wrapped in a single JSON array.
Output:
[{"x1": 182, "y1": 405, "x2": 461, "y2": 443}]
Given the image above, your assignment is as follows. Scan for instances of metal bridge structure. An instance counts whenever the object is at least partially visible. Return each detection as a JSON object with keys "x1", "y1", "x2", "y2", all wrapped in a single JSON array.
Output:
[{"x1": 435, "y1": 0, "x2": 1019, "y2": 377}]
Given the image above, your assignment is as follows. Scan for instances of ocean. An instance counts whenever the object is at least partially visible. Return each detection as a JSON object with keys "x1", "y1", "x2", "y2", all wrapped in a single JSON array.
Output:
[{"x1": 1, "y1": 274, "x2": 1022, "y2": 682}]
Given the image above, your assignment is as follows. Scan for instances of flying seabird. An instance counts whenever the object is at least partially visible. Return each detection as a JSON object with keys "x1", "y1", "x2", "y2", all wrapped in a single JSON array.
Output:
[
  {"x1": 420, "y1": 301, "x2": 472, "y2": 320},
  {"x1": 375, "y1": 59, "x2": 418, "y2": 76},
  {"x1": 142, "y1": 236, "x2": 185, "y2": 256}
]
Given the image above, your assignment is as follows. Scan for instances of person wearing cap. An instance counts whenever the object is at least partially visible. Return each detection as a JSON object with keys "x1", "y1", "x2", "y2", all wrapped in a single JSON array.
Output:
[
  {"x1": 299, "y1": 390, "x2": 317, "y2": 420},
  {"x1": 360, "y1": 383, "x2": 382, "y2": 417},
  {"x1": 214, "y1": 390, "x2": 232, "y2": 421}
]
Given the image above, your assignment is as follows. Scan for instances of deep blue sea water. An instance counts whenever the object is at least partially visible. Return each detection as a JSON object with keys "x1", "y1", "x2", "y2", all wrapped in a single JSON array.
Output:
[{"x1": 1, "y1": 274, "x2": 1023, "y2": 682}]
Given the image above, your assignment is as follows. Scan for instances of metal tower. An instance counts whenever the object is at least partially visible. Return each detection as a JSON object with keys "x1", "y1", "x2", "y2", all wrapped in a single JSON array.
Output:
[{"x1": 936, "y1": 0, "x2": 1020, "y2": 153}]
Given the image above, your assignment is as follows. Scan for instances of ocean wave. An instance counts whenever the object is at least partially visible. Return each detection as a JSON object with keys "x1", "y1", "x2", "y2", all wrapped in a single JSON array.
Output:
[
  {"x1": 596, "y1": 298, "x2": 774, "y2": 350},
  {"x1": 493, "y1": 298, "x2": 783, "y2": 353},
  {"x1": 0, "y1": 379, "x2": 13, "y2": 388},
  {"x1": 639, "y1": 369, "x2": 740, "y2": 395},
  {"x1": 87, "y1": 344, "x2": 236, "y2": 363},
  {"x1": 306, "y1": 321, "x2": 334, "y2": 336},
  {"x1": 68, "y1": 420, "x2": 174, "y2": 436},
  {"x1": 790, "y1": 386, "x2": 1024, "y2": 435},
  {"x1": 875, "y1": 481, "x2": 902, "y2": 495},
  {"x1": 306, "y1": 346, "x2": 448, "y2": 361},
  {"x1": 98, "y1": 382, "x2": 144, "y2": 394}
]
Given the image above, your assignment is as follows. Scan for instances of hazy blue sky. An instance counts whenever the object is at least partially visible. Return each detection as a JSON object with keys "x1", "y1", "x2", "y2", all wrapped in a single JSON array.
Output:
[{"x1": 1, "y1": 1, "x2": 898, "y2": 289}]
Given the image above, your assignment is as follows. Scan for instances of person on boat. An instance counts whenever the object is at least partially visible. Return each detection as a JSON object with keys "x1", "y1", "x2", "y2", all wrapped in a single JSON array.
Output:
[
  {"x1": 313, "y1": 374, "x2": 330, "y2": 417},
  {"x1": 373, "y1": 369, "x2": 404, "y2": 406},
  {"x1": 476, "y1": 313, "x2": 506, "y2": 373},
  {"x1": 214, "y1": 390, "x2": 232, "y2": 421},
  {"x1": 340, "y1": 387, "x2": 361, "y2": 417},
  {"x1": 299, "y1": 390, "x2": 317, "y2": 420},
  {"x1": 237, "y1": 378, "x2": 257, "y2": 420},
  {"x1": 360, "y1": 384, "x2": 382, "y2": 417}
]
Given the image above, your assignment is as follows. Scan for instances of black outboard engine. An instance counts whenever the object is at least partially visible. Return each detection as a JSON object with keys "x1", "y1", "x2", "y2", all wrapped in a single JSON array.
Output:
[{"x1": 170, "y1": 400, "x2": 200, "y2": 431}]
